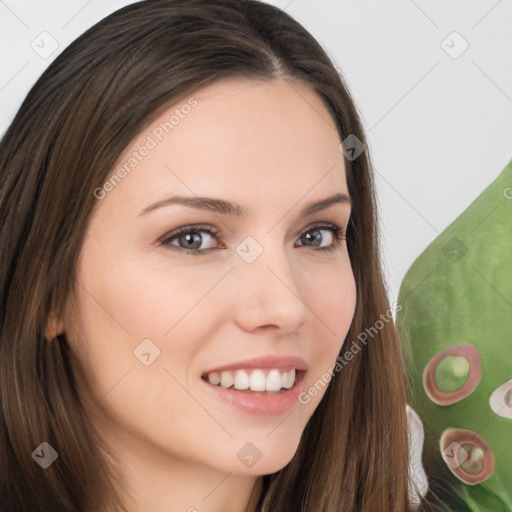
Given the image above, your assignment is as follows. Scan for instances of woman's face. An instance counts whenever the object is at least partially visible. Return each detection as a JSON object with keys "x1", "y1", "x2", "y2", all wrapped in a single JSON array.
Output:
[{"x1": 56, "y1": 76, "x2": 357, "y2": 476}]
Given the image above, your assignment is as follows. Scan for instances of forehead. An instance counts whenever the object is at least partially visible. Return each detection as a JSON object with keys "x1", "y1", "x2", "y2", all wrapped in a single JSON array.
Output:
[{"x1": 101, "y1": 76, "x2": 348, "y2": 215}]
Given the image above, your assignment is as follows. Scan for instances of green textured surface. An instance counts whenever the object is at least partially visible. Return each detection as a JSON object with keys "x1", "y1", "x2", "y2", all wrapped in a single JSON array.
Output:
[
  {"x1": 397, "y1": 158, "x2": 512, "y2": 510},
  {"x1": 434, "y1": 355, "x2": 470, "y2": 392}
]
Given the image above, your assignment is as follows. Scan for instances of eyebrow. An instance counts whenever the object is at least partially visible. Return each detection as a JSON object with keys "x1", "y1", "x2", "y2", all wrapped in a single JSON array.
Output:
[{"x1": 138, "y1": 192, "x2": 351, "y2": 218}]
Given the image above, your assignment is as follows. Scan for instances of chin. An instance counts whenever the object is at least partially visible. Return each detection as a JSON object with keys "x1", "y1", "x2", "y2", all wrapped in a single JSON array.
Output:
[{"x1": 231, "y1": 439, "x2": 301, "y2": 477}]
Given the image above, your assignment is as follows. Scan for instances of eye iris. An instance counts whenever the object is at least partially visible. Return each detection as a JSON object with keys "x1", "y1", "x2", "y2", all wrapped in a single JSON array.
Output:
[
  {"x1": 180, "y1": 232, "x2": 202, "y2": 249},
  {"x1": 304, "y1": 229, "x2": 322, "y2": 246}
]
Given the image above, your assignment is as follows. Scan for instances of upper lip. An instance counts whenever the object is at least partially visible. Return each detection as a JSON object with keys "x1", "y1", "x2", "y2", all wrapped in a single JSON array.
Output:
[{"x1": 203, "y1": 355, "x2": 308, "y2": 375}]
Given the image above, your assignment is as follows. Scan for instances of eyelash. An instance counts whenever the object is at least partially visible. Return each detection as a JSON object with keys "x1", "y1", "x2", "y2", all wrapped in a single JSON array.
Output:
[{"x1": 159, "y1": 222, "x2": 348, "y2": 256}]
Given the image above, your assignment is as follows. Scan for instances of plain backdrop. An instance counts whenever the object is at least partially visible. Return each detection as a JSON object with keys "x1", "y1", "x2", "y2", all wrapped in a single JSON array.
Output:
[{"x1": 1, "y1": 0, "x2": 511, "y2": 309}]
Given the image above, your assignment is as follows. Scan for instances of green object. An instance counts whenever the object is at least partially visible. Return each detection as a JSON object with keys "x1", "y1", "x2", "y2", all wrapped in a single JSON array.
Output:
[
  {"x1": 434, "y1": 355, "x2": 471, "y2": 392},
  {"x1": 397, "y1": 158, "x2": 512, "y2": 511},
  {"x1": 459, "y1": 445, "x2": 484, "y2": 475}
]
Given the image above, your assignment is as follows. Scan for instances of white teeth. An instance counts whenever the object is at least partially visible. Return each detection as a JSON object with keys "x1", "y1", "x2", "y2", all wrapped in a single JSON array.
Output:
[
  {"x1": 220, "y1": 371, "x2": 234, "y2": 388},
  {"x1": 205, "y1": 368, "x2": 297, "y2": 391},
  {"x1": 266, "y1": 369, "x2": 282, "y2": 391},
  {"x1": 249, "y1": 369, "x2": 266, "y2": 391},
  {"x1": 207, "y1": 372, "x2": 220, "y2": 386},
  {"x1": 284, "y1": 369, "x2": 295, "y2": 389},
  {"x1": 234, "y1": 370, "x2": 250, "y2": 390}
]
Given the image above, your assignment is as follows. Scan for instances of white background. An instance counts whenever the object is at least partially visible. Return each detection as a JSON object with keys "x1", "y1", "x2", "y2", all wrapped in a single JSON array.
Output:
[{"x1": 1, "y1": 0, "x2": 511, "y2": 305}]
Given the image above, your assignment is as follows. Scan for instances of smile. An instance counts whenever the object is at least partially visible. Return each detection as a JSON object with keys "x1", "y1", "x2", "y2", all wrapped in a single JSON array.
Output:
[
  {"x1": 200, "y1": 369, "x2": 307, "y2": 416},
  {"x1": 202, "y1": 368, "x2": 297, "y2": 392}
]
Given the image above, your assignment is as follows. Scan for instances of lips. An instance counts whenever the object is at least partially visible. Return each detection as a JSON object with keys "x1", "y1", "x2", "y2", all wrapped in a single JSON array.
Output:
[
  {"x1": 199, "y1": 354, "x2": 308, "y2": 415},
  {"x1": 202, "y1": 354, "x2": 308, "y2": 375},
  {"x1": 200, "y1": 369, "x2": 306, "y2": 416}
]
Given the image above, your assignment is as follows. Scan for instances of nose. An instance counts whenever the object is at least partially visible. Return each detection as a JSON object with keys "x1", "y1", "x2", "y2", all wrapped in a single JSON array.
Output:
[{"x1": 230, "y1": 239, "x2": 310, "y2": 334}]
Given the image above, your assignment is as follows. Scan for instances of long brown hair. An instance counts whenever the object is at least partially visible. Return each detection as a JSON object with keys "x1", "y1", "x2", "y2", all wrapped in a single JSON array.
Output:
[{"x1": 0, "y1": 1, "x2": 412, "y2": 510}]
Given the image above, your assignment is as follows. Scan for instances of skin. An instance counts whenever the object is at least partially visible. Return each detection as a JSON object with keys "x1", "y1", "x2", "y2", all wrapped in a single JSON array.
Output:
[{"x1": 46, "y1": 76, "x2": 357, "y2": 512}]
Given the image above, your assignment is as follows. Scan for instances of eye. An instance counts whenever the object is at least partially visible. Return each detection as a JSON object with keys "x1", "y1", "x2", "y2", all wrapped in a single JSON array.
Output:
[
  {"x1": 160, "y1": 224, "x2": 222, "y2": 254},
  {"x1": 295, "y1": 223, "x2": 347, "y2": 252},
  {"x1": 159, "y1": 222, "x2": 347, "y2": 255}
]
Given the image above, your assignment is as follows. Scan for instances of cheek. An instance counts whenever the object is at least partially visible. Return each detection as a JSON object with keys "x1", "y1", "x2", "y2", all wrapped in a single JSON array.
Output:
[
  {"x1": 68, "y1": 252, "x2": 224, "y2": 445},
  {"x1": 71, "y1": 248, "x2": 231, "y2": 383},
  {"x1": 307, "y1": 257, "x2": 357, "y2": 335},
  {"x1": 78, "y1": 244, "x2": 219, "y2": 335},
  {"x1": 301, "y1": 262, "x2": 357, "y2": 400}
]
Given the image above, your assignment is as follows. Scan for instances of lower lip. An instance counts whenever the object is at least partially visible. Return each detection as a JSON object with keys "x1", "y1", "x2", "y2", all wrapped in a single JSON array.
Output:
[{"x1": 200, "y1": 371, "x2": 306, "y2": 416}]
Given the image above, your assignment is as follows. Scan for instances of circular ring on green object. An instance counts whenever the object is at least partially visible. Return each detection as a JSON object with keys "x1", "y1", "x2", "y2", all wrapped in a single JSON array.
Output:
[
  {"x1": 440, "y1": 428, "x2": 495, "y2": 485},
  {"x1": 489, "y1": 379, "x2": 512, "y2": 419},
  {"x1": 423, "y1": 344, "x2": 481, "y2": 406}
]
